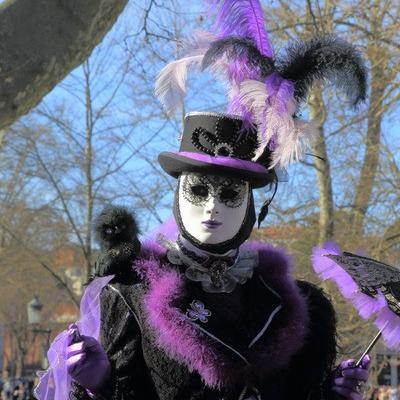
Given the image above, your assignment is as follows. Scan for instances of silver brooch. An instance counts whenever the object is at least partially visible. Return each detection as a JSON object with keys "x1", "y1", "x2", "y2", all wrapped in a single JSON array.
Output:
[{"x1": 186, "y1": 300, "x2": 211, "y2": 323}]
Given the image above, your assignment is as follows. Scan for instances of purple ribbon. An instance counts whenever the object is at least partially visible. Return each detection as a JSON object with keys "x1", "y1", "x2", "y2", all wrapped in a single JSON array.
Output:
[{"x1": 177, "y1": 151, "x2": 269, "y2": 173}]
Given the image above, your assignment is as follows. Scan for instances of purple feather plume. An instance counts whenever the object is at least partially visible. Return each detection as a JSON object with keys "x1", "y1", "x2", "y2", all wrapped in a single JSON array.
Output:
[
  {"x1": 312, "y1": 242, "x2": 400, "y2": 351},
  {"x1": 209, "y1": 0, "x2": 273, "y2": 58},
  {"x1": 202, "y1": 37, "x2": 274, "y2": 84},
  {"x1": 375, "y1": 308, "x2": 400, "y2": 349}
]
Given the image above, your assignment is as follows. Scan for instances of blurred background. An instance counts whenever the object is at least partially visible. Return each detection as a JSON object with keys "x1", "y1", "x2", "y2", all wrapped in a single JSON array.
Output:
[{"x1": 0, "y1": 0, "x2": 399, "y2": 399}]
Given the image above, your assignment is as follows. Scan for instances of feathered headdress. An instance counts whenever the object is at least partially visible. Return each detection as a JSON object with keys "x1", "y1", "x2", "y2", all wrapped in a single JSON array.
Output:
[{"x1": 155, "y1": 0, "x2": 367, "y2": 170}]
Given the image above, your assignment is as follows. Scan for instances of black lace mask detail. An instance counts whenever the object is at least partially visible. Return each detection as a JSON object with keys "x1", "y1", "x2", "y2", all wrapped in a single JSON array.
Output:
[{"x1": 181, "y1": 173, "x2": 248, "y2": 208}]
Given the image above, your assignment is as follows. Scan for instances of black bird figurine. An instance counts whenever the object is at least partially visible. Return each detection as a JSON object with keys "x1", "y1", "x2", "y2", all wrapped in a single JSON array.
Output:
[{"x1": 93, "y1": 205, "x2": 141, "y2": 278}]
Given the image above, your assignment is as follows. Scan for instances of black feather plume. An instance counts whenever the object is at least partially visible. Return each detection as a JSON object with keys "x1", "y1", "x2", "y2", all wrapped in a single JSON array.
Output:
[
  {"x1": 93, "y1": 205, "x2": 141, "y2": 277},
  {"x1": 278, "y1": 35, "x2": 368, "y2": 106},
  {"x1": 202, "y1": 37, "x2": 275, "y2": 78}
]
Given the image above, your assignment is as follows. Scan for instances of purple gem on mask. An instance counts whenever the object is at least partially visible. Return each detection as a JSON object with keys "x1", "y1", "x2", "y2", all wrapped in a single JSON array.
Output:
[{"x1": 186, "y1": 300, "x2": 211, "y2": 323}]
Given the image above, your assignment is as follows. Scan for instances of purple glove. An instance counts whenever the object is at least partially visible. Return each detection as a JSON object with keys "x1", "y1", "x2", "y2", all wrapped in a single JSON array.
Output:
[
  {"x1": 66, "y1": 324, "x2": 111, "y2": 393},
  {"x1": 332, "y1": 355, "x2": 371, "y2": 400}
]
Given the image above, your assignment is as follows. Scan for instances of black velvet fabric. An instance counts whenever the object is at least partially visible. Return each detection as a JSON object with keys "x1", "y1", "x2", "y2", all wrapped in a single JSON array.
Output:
[
  {"x1": 158, "y1": 112, "x2": 276, "y2": 188},
  {"x1": 284, "y1": 281, "x2": 337, "y2": 400},
  {"x1": 69, "y1": 272, "x2": 338, "y2": 400}
]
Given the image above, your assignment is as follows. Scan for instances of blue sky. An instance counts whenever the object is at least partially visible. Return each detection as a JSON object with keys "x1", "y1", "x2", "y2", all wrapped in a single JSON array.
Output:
[{"x1": 17, "y1": 0, "x2": 400, "y2": 239}]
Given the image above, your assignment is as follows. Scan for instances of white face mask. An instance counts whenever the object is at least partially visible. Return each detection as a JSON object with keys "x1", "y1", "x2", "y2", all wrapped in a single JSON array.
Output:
[{"x1": 177, "y1": 173, "x2": 250, "y2": 245}]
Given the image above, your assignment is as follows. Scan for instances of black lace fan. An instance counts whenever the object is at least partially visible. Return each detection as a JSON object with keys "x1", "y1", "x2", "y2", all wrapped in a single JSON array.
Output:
[
  {"x1": 313, "y1": 243, "x2": 400, "y2": 358},
  {"x1": 327, "y1": 252, "x2": 400, "y2": 316}
]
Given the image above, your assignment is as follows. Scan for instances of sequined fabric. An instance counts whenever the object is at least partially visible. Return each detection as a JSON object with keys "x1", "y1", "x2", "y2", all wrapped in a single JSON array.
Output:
[{"x1": 181, "y1": 173, "x2": 248, "y2": 208}]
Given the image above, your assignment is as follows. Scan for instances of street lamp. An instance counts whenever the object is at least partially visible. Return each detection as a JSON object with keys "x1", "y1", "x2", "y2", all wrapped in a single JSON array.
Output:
[
  {"x1": 27, "y1": 295, "x2": 43, "y2": 325},
  {"x1": 27, "y1": 295, "x2": 51, "y2": 369}
]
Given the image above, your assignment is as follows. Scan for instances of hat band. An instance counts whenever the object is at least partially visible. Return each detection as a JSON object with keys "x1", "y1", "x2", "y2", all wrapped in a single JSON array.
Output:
[{"x1": 177, "y1": 152, "x2": 269, "y2": 174}]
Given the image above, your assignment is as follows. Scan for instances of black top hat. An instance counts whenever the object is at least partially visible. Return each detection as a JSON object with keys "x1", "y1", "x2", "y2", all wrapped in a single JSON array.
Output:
[{"x1": 158, "y1": 112, "x2": 275, "y2": 188}]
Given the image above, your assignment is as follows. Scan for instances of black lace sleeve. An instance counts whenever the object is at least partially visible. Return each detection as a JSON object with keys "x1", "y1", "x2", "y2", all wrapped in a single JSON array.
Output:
[
  {"x1": 284, "y1": 280, "x2": 338, "y2": 400},
  {"x1": 69, "y1": 275, "x2": 156, "y2": 400}
]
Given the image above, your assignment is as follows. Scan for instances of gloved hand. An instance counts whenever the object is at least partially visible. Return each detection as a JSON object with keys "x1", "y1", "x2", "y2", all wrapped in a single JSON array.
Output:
[
  {"x1": 66, "y1": 324, "x2": 111, "y2": 393},
  {"x1": 332, "y1": 355, "x2": 370, "y2": 400}
]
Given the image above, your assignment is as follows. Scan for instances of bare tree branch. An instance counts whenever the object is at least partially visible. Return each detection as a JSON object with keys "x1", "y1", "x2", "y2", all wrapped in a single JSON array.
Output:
[{"x1": 0, "y1": 219, "x2": 79, "y2": 307}]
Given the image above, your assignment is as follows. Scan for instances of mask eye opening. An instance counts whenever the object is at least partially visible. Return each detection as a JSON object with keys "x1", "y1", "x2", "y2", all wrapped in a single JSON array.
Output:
[
  {"x1": 190, "y1": 184, "x2": 209, "y2": 198},
  {"x1": 219, "y1": 187, "x2": 239, "y2": 201}
]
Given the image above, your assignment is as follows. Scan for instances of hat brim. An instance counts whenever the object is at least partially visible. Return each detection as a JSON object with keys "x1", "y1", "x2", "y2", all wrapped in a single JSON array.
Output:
[{"x1": 158, "y1": 151, "x2": 275, "y2": 188}]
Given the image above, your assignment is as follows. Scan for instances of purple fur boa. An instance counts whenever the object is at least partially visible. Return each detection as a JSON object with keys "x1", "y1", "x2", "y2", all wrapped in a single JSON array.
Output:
[{"x1": 135, "y1": 240, "x2": 309, "y2": 388}]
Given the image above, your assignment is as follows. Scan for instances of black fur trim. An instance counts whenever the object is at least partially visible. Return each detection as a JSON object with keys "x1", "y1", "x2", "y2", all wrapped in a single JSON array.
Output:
[{"x1": 278, "y1": 34, "x2": 368, "y2": 106}]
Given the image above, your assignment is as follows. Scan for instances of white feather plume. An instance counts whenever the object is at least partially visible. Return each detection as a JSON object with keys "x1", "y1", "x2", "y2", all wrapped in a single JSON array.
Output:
[
  {"x1": 178, "y1": 30, "x2": 217, "y2": 57},
  {"x1": 271, "y1": 118, "x2": 319, "y2": 168},
  {"x1": 236, "y1": 80, "x2": 270, "y2": 157},
  {"x1": 154, "y1": 31, "x2": 217, "y2": 116},
  {"x1": 238, "y1": 79, "x2": 318, "y2": 168}
]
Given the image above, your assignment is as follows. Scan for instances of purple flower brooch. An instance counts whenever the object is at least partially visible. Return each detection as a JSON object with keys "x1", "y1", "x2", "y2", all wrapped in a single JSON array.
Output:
[{"x1": 186, "y1": 300, "x2": 212, "y2": 323}]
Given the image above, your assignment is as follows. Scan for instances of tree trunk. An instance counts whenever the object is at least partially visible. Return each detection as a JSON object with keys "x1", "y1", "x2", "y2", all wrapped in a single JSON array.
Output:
[
  {"x1": 14, "y1": 334, "x2": 26, "y2": 379},
  {"x1": 84, "y1": 61, "x2": 94, "y2": 282},
  {"x1": 309, "y1": 90, "x2": 335, "y2": 244},
  {"x1": 351, "y1": 52, "x2": 387, "y2": 236},
  {"x1": 15, "y1": 350, "x2": 23, "y2": 379},
  {"x1": 0, "y1": 129, "x2": 5, "y2": 150},
  {"x1": 304, "y1": 2, "x2": 335, "y2": 245},
  {"x1": 0, "y1": 0, "x2": 128, "y2": 129}
]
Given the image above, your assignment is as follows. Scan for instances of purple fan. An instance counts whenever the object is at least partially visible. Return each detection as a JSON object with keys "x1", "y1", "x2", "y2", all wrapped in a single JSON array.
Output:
[{"x1": 312, "y1": 242, "x2": 400, "y2": 359}]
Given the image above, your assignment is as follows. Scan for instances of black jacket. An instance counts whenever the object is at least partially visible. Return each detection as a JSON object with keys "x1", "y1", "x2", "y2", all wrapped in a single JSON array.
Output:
[{"x1": 71, "y1": 241, "x2": 337, "y2": 400}]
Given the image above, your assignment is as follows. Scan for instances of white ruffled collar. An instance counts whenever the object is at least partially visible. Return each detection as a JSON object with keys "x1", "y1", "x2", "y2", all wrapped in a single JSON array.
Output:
[{"x1": 158, "y1": 235, "x2": 258, "y2": 293}]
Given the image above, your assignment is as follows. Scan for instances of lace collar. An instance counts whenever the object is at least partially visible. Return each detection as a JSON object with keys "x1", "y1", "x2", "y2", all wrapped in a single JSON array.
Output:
[{"x1": 158, "y1": 235, "x2": 258, "y2": 293}]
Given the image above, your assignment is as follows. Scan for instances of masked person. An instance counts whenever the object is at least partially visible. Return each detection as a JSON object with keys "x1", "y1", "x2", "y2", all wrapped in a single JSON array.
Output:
[
  {"x1": 59, "y1": 111, "x2": 369, "y2": 400},
  {"x1": 35, "y1": 1, "x2": 372, "y2": 399}
]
